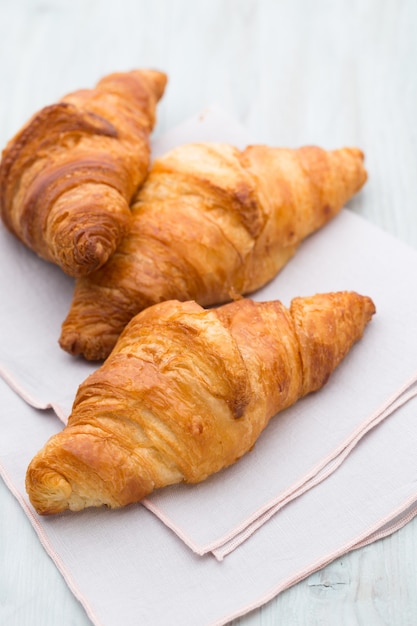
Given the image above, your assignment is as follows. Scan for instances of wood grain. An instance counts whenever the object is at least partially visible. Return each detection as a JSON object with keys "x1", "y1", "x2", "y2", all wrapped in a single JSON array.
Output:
[
  {"x1": 0, "y1": 0, "x2": 416, "y2": 624},
  {"x1": 232, "y1": 522, "x2": 417, "y2": 625}
]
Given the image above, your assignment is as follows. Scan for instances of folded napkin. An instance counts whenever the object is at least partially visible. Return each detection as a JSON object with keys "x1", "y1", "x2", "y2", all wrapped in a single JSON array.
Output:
[
  {"x1": 210, "y1": 372, "x2": 417, "y2": 559},
  {"x1": 2, "y1": 107, "x2": 417, "y2": 563}
]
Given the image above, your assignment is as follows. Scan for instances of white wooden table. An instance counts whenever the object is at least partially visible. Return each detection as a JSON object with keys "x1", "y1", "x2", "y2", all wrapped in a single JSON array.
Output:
[{"x1": 1, "y1": 1, "x2": 417, "y2": 624}]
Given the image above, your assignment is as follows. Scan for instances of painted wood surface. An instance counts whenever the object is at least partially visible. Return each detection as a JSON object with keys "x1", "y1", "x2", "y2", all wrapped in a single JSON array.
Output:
[{"x1": 1, "y1": 1, "x2": 416, "y2": 624}]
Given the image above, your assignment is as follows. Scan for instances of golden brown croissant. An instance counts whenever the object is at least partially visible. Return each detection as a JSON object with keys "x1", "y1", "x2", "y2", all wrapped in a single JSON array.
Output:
[
  {"x1": 26, "y1": 292, "x2": 375, "y2": 515},
  {"x1": 59, "y1": 142, "x2": 367, "y2": 360},
  {"x1": 0, "y1": 69, "x2": 167, "y2": 277}
]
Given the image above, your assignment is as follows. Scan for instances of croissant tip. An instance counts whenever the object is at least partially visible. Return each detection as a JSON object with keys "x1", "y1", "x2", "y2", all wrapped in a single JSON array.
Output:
[
  {"x1": 363, "y1": 294, "x2": 376, "y2": 319},
  {"x1": 129, "y1": 68, "x2": 168, "y2": 100},
  {"x1": 58, "y1": 328, "x2": 80, "y2": 355},
  {"x1": 346, "y1": 146, "x2": 365, "y2": 161},
  {"x1": 339, "y1": 147, "x2": 368, "y2": 191},
  {"x1": 26, "y1": 467, "x2": 72, "y2": 515},
  {"x1": 59, "y1": 329, "x2": 111, "y2": 361}
]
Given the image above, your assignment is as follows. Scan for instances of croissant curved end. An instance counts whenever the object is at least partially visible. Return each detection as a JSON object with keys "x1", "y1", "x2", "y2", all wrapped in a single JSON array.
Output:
[
  {"x1": 54, "y1": 241, "x2": 110, "y2": 278},
  {"x1": 26, "y1": 467, "x2": 73, "y2": 515},
  {"x1": 52, "y1": 206, "x2": 130, "y2": 277},
  {"x1": 136, "y1": 68, "x2": 168, "y2": 100},
  {"x1": 58, "y1": 327, "x2": 117, "y2": 361},
  {"x1": 363, "y1": 295, "x2": 376, "y2": 319},
  {"x1": 71, "y1": 228, "x2": 115, "y2": 275}
]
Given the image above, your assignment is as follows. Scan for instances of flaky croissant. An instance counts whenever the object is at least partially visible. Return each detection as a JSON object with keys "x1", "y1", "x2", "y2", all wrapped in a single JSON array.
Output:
[
  {"x1": 0, "y1": 69, "x2": 167, "y2": 277},
  {"x1": 26, "y1": 292, "x2": 375, "y2": 515},
  {"x1": 59, "y1": 142, "x2": 367, "y2": 360}
]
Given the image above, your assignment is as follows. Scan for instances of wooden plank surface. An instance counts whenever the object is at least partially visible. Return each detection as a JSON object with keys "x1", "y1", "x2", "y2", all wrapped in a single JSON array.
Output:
[{"x1": 1, "y1": 1, "x2": 416, "y2": 624}]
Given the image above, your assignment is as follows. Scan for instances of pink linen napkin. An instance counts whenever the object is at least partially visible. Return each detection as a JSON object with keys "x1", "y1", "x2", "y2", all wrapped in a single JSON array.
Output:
[{"x1": 1, "y1": 107, "x2": 417, "y2": 563}]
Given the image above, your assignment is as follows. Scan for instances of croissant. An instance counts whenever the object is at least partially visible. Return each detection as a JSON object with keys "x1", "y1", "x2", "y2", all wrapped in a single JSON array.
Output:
[
  {"x1": 0, "y1": 69, "x2": 167, "y2": 277},
  {"x1": 26, "y1": 291, "x2": 375, "y2": 515},
  {"x1": 59, "y1": 142, "x2": 367, "y2": 360}
]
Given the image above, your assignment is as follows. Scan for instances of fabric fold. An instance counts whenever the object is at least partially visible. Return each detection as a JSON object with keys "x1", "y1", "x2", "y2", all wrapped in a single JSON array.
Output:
[{"x1": 210, "y1": 373, "x2": 417, "y2": 559}]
